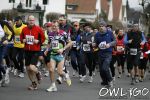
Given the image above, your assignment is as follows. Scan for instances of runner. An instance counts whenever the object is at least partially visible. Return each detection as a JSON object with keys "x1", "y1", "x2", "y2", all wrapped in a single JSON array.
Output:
[
  {"x1": 12, "y1": 16, "x2": 26, "y2": 78},
  {"x1": 20, "y1": 15, "x2": 45, "y2": 90},
  {"x1": 124, "y1": 24, "x2": 146, "y2": 85},
  {"x1": 116, "y1": 29, "x2": 126, "y2": 78},
  {"x1": 46, "y1": 22, "x2": 72, "y2": 92},
  {"x1": 0, "y1": 19, "x2": 14, "y2": 86},
  {"x1": 95, "y1": 21, "x2": 116, "y2": 88},
  {"x1": 70, "y1": 21, "x2": 82, "y2": 77},
  {"x1": 80, "y1": 24, "x2": 94, "y2": 83}
]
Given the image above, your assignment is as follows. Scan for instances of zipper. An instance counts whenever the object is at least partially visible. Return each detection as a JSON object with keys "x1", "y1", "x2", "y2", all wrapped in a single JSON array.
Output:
[{"x1": 29, "y1": 30, "x2": 31, "y2": 50}]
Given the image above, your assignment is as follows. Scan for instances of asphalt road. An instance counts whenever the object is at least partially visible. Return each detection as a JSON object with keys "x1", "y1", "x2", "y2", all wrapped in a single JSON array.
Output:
[{"x1": 0, "y1": 66, "x2": 150, "y2": 100}]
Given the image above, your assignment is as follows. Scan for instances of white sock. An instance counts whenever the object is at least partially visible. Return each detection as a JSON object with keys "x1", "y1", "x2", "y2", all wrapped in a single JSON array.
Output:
[{"x1": 52, "y1": 82, "x2": 56, "y2": 86}]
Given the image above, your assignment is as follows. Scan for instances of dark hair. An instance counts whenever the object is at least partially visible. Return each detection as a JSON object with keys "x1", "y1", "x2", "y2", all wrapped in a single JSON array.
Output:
[{"x1": 15, "y1": 16, "x2": 22, "y2": 21}]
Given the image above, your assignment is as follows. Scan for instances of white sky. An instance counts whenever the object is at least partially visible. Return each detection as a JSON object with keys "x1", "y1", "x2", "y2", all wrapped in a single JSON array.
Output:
[{"x1": 128, "y1": 0, "x2": 141, "y2": 8}]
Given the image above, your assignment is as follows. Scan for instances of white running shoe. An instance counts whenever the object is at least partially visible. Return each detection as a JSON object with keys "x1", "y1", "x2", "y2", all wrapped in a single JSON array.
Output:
[
  {"x1": 18, "y1": 73, "x2": 25, "y2": 78},
  {"x1": 56, "y1": 76, "x2": 63, "y2": 84},
  {"x1": 44, "y1": 71, "x2": 49, "y2": 77},
  {"x1": 4, "y1": 68, "x2": 10, "y2": 84},
  {"x1": 79, "y1": 75, "x2": 82, "y2": 78},
  {"x1": 73, "y1": 70, "x2": 78, "y2": 77},
  {"x1": 118, "y1": 74, "x2": 121, "y2": 78},
  {"x1": 80, "y1": 75, "x2": 86, "y2": 83},
  {"x1": 105, "y1": 80, "x2": 113, "y2": 88},
  {"x1": 14, "y1": 69, "x2": 18, "y2": 76},
  {"x1": 88, "y1": 76, "x2": 93, "y2": 83},
  {"x1": 10, "y1": 67, "x2": 14, "y2": 73},
  {"x1": 92, "y1": 72, "x2": 96, "y2": 76},
  {"x1": 46, "y1": 85, "x2": 57, "y2": 92},
  {"x1": 1, "y1": 73, "x2": 10, "y2": 86},
  {"x1": 4, "y1": 74, "x2": 10, "y2": 84}
]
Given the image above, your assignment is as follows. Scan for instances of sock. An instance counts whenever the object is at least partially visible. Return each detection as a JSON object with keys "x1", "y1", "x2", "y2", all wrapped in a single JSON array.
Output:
[{"x1": 52, "y1": 82, "x2": 56, "y2": 86}]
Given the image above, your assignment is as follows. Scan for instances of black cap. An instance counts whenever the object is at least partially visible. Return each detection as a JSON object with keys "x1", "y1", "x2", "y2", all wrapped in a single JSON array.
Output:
[{"x1": 15, "y1": 16, "x2": 22, "y2": 21}]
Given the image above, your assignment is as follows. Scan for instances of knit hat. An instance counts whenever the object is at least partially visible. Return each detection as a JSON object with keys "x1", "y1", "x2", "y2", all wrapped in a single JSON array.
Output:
[{"x1": 99, "y1": 21, "x2": 107, "y2": 26}]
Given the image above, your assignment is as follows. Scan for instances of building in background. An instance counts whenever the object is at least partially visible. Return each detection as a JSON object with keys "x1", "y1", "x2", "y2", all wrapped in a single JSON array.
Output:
[
  {"x1": 66, "y1": 0, "x2": 127, "y2": 28},
  {"x1": 0, "y1": 0, "x2": 66, "y2": 26},
  {"x1": 0, "y1": 0, "x2": 127, "y2": 27}
]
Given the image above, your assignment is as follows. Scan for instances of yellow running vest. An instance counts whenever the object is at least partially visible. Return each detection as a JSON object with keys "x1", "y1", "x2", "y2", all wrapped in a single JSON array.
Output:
[{"x1": 13, "y1": 23, "x2": 26, "y2": 48}]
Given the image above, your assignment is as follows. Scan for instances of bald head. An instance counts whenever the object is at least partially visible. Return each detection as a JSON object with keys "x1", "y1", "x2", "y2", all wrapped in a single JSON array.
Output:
[{"x1": 27, "y1": 15, "x2": 35, "y2": 27}]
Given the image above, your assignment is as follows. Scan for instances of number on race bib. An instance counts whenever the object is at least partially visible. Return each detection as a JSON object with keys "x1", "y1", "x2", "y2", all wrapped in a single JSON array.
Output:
[
  {"x1": 51, "y1": 40, "x2": 59, "y2": 49},
  {"x1": 72, "y1": 41, "x2": 77, "y2": 47},
  {"x1": 15, "y1": 36, "x2": 20, "y2": 43},
  {"x1": 26, "y1": 35, "x2": 34, "y2": 45},
  {"x1": 140, "y1": 52, "x2": 144, "y2": 59},
  {"x1": 83, "y1": 44, "x2": 90, "y2": 51},
  {"x1": 117, "y1": 46, "x2": 124, "y2": 52},
  {"x1": 130, "y1": 48, "x2": 137, "y2": 55},
  {"x1": 99, "y1": 41, "x2": 106, "y2": 49}
]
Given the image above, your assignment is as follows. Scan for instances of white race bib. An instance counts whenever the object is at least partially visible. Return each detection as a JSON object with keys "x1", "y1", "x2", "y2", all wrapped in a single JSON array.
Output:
[
  {"x1": 26, "y1": 35, "x2": 34, "y2": 45},
  {"x1": 99, "y1": 41, "x2": 106, "y2": 49},
  {"x1": 0, "y1": 24, "x2": 4, "y2": 42},
  {"x1": 72, "y1": 41, "x2": 77, "y2": 47},
  {"x1": 51, "y1": 40, "x2": 59, "y2": 49},
  {"x1": 83, "y1": 44, "x2": 90, "y2": 51},
  {"x1": 117, "y1": 46, "x2": 124, "y2": 52},
  {"x1": 145, "y1": 50, "x2": 150, "y2": 54},
  {"x1": 130, "y1": 48, "x2": 137, "y2": 55},
  {"x1": 55, "y1": 36, "x2": 60, "y2": 40},
  {"x1": 15, "y1": 36, "x2": 20, "y2": 43},
  {"x1": 140, "y1": 52, "x2": 144, "y2": 59},
  {"x1": 0, "y1": 24, "x2": 4, "y2": 39}
]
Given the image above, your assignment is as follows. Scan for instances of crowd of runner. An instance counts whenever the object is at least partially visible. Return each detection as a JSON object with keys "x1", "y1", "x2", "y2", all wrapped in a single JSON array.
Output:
[{"x1": 0, "y1": 14, "x2": 150, "y2": 91}]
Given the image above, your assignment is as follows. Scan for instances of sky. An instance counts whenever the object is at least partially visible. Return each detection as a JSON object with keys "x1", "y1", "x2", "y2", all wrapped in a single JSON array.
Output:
[{"x1": 128, "y1": 0, "x2": 142, "y2": 8}]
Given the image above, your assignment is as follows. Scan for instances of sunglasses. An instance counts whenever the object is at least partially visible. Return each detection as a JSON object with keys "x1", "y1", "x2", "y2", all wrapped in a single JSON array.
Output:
[{"x1": 74, "y1": 25, "x2": 79, "y2": 27}]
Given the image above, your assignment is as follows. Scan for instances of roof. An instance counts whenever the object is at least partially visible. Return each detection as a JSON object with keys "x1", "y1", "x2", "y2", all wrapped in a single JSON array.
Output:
[
  {"x1": 66, "y1": 0, "x2": 124, "y2": 21},
  {"x1": 112, "y1": 0, "x2": 122, "y2": 21},
  {"x1": 101, "y1": 0, "x2": 109, "y2": 15},
  {"x1": 66, "y1": 0, "x2": 97, "y2": 14}
]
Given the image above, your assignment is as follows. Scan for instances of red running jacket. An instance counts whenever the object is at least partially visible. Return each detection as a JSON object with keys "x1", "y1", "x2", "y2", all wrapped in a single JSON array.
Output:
[{"x1": 20, "y1": 25, "x2": 45, "y2": 51}]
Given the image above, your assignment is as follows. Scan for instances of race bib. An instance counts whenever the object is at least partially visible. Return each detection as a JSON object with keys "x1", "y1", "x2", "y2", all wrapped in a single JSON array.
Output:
[
  {"x1": 72, "y1": 41, "x2": 77, "y2": 47},
  {"x1": 130, "y1": 48, "x2": 137, "y2": 55},
  {"x1": 140, "y1": 52, "x2": 143, "y2": 59},
  {"x1": 55, "y1": 36, "x2": 60, "y2": 40},
  {"x1": 26, "y1": 35, "x2": 34, "y2": 45},
  {"x1": 99, "y1": 41, "x2": 106, "y2": 49},
  {"x1": 51, "y1": 40, "x2": 59, "y2": 49},
  {"x1": 83, "y1": 44, "x2": 90, "y2": 51},
  {"x1": 15, "y1": 36, "x2": 20, "y2": 43},
  {"x1": 117, "y1": 46, "x2": 124, "y2": 52},
  {"x1": 0, "y1": 26, "x2": 4, "y2": 41},
  {"x1": 0, "y1": 24, "x2": 4, "y2": 39}
]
